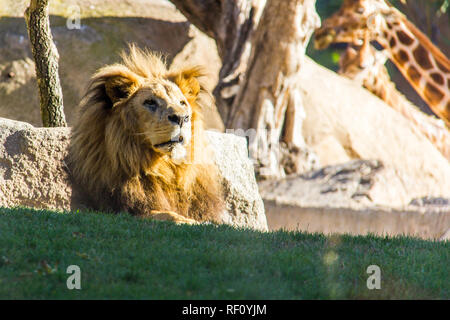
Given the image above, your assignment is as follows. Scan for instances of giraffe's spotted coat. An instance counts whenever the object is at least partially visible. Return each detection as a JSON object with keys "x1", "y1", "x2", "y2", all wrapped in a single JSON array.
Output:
[
  {"x1": 396, "y1": 30, "x2": 414, "y2": 45},
  {"x1": 413, "y1": 45, "x2": 433, "y2": 70},
  {"x1": 430, "y1": 73, "x2": 444, "y2": 86},
  {"x1": 338, "y1": 39, "x2": 450, "y2": 159},
  {"x1": 314, "y1": 0, "x2": 450, "y2": 127}
]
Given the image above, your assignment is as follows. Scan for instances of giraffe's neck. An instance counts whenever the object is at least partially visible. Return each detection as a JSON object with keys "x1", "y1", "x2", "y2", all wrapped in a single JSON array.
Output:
[
  {"x1": 377, "y1": 13, "x2": 450, "y2": 127},
  {"x1": 339, "y1": 44, "x2": 450, "y2": 160}
]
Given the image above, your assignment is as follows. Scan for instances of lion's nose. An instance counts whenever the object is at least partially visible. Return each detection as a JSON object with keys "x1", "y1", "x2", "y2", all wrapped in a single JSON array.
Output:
[{"x1": 168, "y1": 114, "x2": 189, "y2": 126}]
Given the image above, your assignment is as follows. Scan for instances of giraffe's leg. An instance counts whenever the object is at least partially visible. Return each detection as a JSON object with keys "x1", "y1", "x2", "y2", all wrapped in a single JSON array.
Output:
[{"x1": 143, "y1": 210, "x2": 198, "y2": 225}]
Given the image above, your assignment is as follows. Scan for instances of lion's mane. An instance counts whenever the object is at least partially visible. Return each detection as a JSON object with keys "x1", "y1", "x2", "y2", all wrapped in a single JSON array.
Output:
[{"x1": 69, "y1": 46, "x2": 224, "y2": 222}]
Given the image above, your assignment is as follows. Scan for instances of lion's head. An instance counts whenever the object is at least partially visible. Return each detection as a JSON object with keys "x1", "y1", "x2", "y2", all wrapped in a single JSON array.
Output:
[{"x1": 69, "y1": 45, "x2": 224, "y2": 222}]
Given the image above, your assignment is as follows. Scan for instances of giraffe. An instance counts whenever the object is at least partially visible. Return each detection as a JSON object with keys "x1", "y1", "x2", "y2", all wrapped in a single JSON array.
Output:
[
  {"x1": 314, "y1": 0, "x2": 450, "y2": 128},
  {"x1": 338, "y1": 34, "x2": 450, "y2": 159}
]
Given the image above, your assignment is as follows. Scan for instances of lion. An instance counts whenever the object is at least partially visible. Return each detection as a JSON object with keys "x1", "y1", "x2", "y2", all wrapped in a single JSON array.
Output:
[{"x1": 68, "y1": 45, "x2": 224, "y2": 224}]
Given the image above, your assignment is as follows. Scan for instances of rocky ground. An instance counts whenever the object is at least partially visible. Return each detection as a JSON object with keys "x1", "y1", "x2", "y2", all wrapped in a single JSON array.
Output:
[
  {"x1": 259, "y1": 160, "x2": 450, "y2": 240},
  {"x1": 0, "y1": 0, "x2": 449, "y2": 239}
]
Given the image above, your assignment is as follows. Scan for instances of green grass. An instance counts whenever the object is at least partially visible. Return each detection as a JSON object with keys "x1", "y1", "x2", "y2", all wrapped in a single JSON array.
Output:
[{"x1": 0, "y1": 207, "x2": 448, "y2": 299}]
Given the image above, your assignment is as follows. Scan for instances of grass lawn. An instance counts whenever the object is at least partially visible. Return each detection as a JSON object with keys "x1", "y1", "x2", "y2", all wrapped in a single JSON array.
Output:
[{"x1": 0, "y1": 207, "x2": 448, "y2": 299}]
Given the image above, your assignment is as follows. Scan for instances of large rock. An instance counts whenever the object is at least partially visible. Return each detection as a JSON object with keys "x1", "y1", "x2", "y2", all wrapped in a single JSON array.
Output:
[
  {"x1": 0, "y1": 118, "x2": 267, "y2": 231},
  {"x1": 299, "y1": 57, "x2": 450, "y2": 207},
  {"x1": 259, "y1": 160, "x2": 450, "y2": 240},
  {"x1": 264, "y1": 199, "x2": 449, "y2": 240}
]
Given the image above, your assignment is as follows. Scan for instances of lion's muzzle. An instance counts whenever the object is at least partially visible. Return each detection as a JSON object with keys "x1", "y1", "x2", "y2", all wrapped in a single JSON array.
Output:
[{"x1": 168, "y1": 113, "x2": 190, "y2": 127}]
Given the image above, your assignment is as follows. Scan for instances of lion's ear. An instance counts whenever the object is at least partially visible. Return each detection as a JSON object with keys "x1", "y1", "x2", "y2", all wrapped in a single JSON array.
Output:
[
  {"x1": 169, "y1": 67, "x2": 203, "y2": 105},
  {"x1": 103, "y1": 69, "x2": 140, "y2": 107}
]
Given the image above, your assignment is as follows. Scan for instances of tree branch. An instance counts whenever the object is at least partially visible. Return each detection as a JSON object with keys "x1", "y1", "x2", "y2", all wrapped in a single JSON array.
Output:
[
  {"x1": 169, "y1": 0, "x2": 222, "y2": 40},
  {"x1": 170, "y1": 0, "x2": 259, "y2": 61},
  {"x1": 25, "y1": 0, "x2": 67, "y2": 127},
  {"x1": 170, "y1": 0, "x2": 320, "y2": 176}
]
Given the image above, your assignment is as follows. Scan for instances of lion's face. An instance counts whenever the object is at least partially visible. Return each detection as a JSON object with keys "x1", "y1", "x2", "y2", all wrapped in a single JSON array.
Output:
[
  {"x1": 98, "y1": 60, "x2": 203, "y2": 162},
  {"x1": 124, "y1": 80, "x2": 192, "y2": 158}
]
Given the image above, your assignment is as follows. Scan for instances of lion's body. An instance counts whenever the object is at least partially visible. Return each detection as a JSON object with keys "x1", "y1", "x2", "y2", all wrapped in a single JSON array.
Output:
[{"x1": 69, "y1": 46, "x2": 224, "y2": 223}]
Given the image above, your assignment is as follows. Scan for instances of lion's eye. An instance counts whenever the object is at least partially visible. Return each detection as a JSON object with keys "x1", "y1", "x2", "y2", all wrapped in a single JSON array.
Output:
[
  {"x1": 144, "y1": 99, "x2": 159, "y2": 111},
  {"x1": 356, "y1": 7, "x2": 364, "y2": 14},
  {"x1": 180, "y1": 100, "x2": 187, "y2": 107}
]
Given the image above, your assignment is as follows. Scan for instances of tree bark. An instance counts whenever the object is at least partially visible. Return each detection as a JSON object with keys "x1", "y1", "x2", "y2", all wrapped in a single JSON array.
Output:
[
  {"x1": 25, "y1": 0, "x2": 67, "y2": 127},
  {"x1": 171, "y1": 0, "x2": 320, "y2": 177},
  {"x1": 171, "y1": 0, "x2": 264, "y2": 121}
]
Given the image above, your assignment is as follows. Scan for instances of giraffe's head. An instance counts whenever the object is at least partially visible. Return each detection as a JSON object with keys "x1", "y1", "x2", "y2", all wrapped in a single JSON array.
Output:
[{"x1": 314, "y1": 0, "x2": 394, "y2": 50}]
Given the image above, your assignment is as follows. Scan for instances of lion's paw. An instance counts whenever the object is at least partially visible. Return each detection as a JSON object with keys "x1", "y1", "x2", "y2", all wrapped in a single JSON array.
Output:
[{"x1": 146, "y1": 210, "x2": 198, "y2": 225}]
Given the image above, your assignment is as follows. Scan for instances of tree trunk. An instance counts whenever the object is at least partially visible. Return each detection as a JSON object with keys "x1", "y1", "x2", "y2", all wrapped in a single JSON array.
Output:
[
  {"x1": 171, "y1": 0, "x2": 320, "y2": 177},
  {"x1": 25, "y1": 0, "x2": 67, "y2": 127}
]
